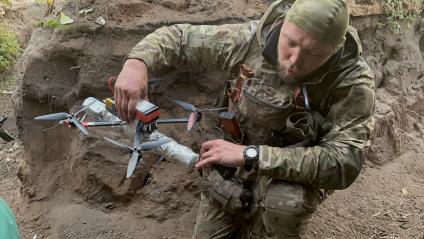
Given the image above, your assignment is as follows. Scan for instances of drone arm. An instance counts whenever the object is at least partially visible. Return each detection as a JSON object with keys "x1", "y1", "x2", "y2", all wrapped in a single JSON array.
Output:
[
  {"x1": 155, "y1": 118, "x2": 189, "y2": 125},
  {"x1": 0, "y1": 116, "x2": 7, "y2": 126},
  {"x1": 82, "y1": 121, "x2": 127, "y2": 127}
]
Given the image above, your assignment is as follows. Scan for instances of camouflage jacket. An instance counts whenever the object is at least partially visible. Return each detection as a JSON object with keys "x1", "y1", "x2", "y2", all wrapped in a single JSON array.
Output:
[{"x1": 127, "y1": 0, "x2": 375, "y2": 190}]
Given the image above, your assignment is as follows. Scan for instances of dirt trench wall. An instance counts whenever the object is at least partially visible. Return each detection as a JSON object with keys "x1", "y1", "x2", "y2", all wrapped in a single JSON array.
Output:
[
  {"x1": 14, "y1": 0, "x2": 268, "y2": 204},
  {"x1": 355, "y1": 17, "x2": 424, "y2": 164},
  {"x1": 14, "y1": 0, "x2": 424, "y2": 206}
]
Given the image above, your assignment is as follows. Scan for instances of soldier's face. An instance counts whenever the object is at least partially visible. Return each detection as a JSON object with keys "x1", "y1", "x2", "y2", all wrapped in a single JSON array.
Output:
[{"x1": 277, "y1": 21, "x2": 334, "y2": 84}]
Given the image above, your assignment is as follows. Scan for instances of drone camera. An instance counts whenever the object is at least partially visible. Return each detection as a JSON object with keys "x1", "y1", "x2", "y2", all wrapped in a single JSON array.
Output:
[{"x1": 135, "y1": 100, "x2": 160, "y2": 124}]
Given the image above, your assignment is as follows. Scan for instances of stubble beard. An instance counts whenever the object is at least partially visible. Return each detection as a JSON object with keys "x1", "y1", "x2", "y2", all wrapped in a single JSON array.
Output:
[{"x1": 277, "y1": 61, "x2": 301, "y2": 85}]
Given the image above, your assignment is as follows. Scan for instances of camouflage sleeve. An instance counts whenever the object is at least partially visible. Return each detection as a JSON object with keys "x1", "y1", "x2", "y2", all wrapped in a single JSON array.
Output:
[
  {"x1": 126, "y1": 22, "x2": 257, "y2": 72},
  {"x1": 258, "y1": 70, "x2": 375, "y2": 190}
]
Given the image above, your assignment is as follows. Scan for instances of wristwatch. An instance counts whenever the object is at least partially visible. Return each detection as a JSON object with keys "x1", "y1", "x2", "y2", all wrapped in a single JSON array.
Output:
[{"x1": 243, "y1": 145, "x2": 259, "y2": 171}]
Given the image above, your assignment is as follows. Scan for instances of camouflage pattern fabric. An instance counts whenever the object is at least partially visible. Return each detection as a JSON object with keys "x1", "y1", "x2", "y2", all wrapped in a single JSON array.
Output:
[
  {"x1": 286, "y1": 0, "x2": 349, "y2": 51},
  {"x1": 127, "y1": 0, "x2": 375, "y2": 238},
  {"x1": 194, "y1": 173, "x2": 321, "y2": 239}
]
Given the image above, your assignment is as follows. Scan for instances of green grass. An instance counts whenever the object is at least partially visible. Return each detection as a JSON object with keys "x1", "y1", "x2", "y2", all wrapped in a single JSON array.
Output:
[
  {"x1": 36, "y1": 18, "x2": 61, "y2": 29},
  {"x1": 35, "y1": 17, "x2": 73, "y2": 31},
  {"x1": 0, "y1": 24, "x2": 20, "y2": 73},
  {"x1": 382, "y1": 0, "x2": 423, "y2": 33},
  {"x1": 0, "y1": 74, "x2": 16, "y2": 91},
  {"x1": 0, "y1": 0, "x2": 10, "y2": 6}
]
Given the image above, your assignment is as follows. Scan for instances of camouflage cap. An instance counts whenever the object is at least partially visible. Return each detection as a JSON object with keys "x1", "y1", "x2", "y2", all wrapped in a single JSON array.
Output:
[{"x1": 286, "y1": 0, "x2": 349, "y2": 51}]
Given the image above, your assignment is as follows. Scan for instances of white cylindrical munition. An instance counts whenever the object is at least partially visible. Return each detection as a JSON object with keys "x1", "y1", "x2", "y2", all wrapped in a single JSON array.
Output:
[{"x1": 147, "y1": 130, "x2": 198, "y2": 167}]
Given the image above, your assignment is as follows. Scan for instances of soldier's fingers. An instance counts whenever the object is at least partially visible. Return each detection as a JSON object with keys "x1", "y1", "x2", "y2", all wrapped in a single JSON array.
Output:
[
  {"x1": 127, "y1": 96, "x2": 139, "y2": 122},
  {"x1": 115, "y1": 90, "x2": 123, "y2": 120},
  {"x1": 199, "y1": 149, "x2": 215, "y2": 162},
  {"x1": 113, "y1": 85, "x2": 119, "y2": 104},
  {"x1": 120, "y1": 95, "x2": 129, "y2": 122},
  {"x1": 195, "y1": 156, "x2": 218, "y2": 168},
  {"x1": 142, "y1": 87, "x2": 149, "y2": 101},
  {"x1": 200, "y1": 140, "x2": 219, "y2": 155}
]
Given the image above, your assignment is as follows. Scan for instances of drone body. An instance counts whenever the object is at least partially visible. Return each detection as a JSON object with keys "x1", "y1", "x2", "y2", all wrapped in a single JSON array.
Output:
[
  {"x1": 33, "y1": 97, "x2": 189, "y2": 178},
  {"x1": 33, "y1": 77, "x2": 227, "y2": 178}
]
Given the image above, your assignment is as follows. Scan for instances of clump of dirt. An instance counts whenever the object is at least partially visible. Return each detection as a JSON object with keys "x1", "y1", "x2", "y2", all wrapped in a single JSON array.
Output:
[{"x1": 1, "y1": 0, "x2": 423, "y2": 238}]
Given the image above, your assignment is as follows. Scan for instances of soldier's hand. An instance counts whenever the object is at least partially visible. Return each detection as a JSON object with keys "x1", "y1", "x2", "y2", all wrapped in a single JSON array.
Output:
[
  {"x1": 196, "y1": 139, "x2": 245, "y2": 168},
  {"x1": 114, "y1": 59, "x2": 149, "y2": 122}
]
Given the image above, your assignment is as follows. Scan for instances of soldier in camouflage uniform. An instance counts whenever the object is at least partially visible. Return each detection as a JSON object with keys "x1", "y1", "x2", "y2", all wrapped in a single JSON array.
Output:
[{"x1": 114, "y1": 0, "x2": 375, "y2": 238}]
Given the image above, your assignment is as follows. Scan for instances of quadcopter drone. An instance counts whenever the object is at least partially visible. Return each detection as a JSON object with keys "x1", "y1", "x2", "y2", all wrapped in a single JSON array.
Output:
[{"x1": 33, "y1": 77, "x2": 227, "y2": 178}]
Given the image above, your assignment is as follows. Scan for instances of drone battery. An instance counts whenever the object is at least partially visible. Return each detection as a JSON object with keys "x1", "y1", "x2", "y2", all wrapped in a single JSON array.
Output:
[
  {"x1": 218, "y1": 111, "x2": 242, "y2": 139},
  {"x1": 135, "y1": 100, "x2": 160, "y2": 124}
]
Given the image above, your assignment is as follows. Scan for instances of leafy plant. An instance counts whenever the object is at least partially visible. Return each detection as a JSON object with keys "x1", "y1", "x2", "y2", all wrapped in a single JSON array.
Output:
[
  {"x1": 36, "y1": 18, "x2": 61, "y2": 29},
  {"x1": 382, "y1": 0, "x2": 423, "y2": 33},
  {"x1": 0, "y1": 0, "x2": 10, "y2": 6},
  {"x1": 0, "y1": 24, "x2": 20, "y2": 73}
]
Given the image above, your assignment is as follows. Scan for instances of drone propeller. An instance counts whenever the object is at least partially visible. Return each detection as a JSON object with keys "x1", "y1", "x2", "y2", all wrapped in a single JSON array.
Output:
[
  {"x1": 169, "y1": 98, "x2": 227, "y2": 131},
  {"x1": 69, "y1": 117, "x2": 89, "y2": 136},
  {"x1": 104, "y1": 137, "x2": 133, "y2": 151},
  {"x1": 0, "y1": 117, "x2": 6, "y2": 126},
  {"x1": 104, "y1": 136, "x2": 171, "y2": 178},
  {"x1": 187, "y1": 112, "x2": 197, "y2": 132},
  {"x1": 155, "y1": 155, "x2": 165, "y2": 165},
  {"x1": 34, "y1": 112, "x2": 71, "y2": 121},
  {"x1": 0, "y1": 129, "x2": 14, "y2": 142},
  {"x1": 170, "y1": 99, "x2": 197, "y2": 112},
  {"x1": 34, "y1": 104, "x2": 92, "y2": 136},
  {"x1": 170, "y1": 98, "x2": 227, "y2": 113},
  {"x1": 0, "y1": 116, "x2": 14, "y2": 142},
  {"x1": 104, "y1": 137, "x2": 171, "y2": 152}
]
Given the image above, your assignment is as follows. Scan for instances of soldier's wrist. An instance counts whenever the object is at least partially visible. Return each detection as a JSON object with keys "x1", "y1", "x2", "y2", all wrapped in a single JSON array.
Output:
[
  {"x1": 243, "y1": 145, "x2": 259, "y2": 171},
  {"x1": 124, "y1": 58, "x2": 148, "y2": 70}
]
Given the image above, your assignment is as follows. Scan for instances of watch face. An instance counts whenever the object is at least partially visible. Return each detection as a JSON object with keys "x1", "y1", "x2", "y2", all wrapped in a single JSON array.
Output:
[{"x1": 246, "y1": 147, "x2": 258, "y2": 158}]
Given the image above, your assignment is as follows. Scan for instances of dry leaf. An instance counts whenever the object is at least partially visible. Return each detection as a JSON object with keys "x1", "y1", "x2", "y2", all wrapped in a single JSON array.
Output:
[
  {"x1": 95, "y1": 16, "x2": 106, "y2": 25},
  {"x1": 60, "y1": 12, "x2": 74, "y2": 25}
]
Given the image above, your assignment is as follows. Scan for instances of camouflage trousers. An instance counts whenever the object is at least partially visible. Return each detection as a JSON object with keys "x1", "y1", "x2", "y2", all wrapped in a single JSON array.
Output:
[{"x1": 193, "y1": 179, "x2": 322, "y2": 239}]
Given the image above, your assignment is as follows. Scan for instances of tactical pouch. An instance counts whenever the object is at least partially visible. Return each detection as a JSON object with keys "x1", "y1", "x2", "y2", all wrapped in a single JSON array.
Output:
[
  {"x1": 202, "y1": 170, "x2": 252, "y2": 216},
  {"x1": 275, "y1": 111, "x2": 332, "y2": 147},
  {"x1": 236, "y1": 78, "x2": 294, "y2": 144},
  {"x1": 262, "y1": 180, "x2": 321, "y2": 237}
]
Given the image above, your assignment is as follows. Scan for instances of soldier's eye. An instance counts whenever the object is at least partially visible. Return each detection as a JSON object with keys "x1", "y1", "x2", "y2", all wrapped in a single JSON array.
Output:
[
  {"x1": 309, "y1": 52, "x2": 321, "y2": 57},
  {"x1": 305, "y1": 49, "x2": 324, "y2": 57}
]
